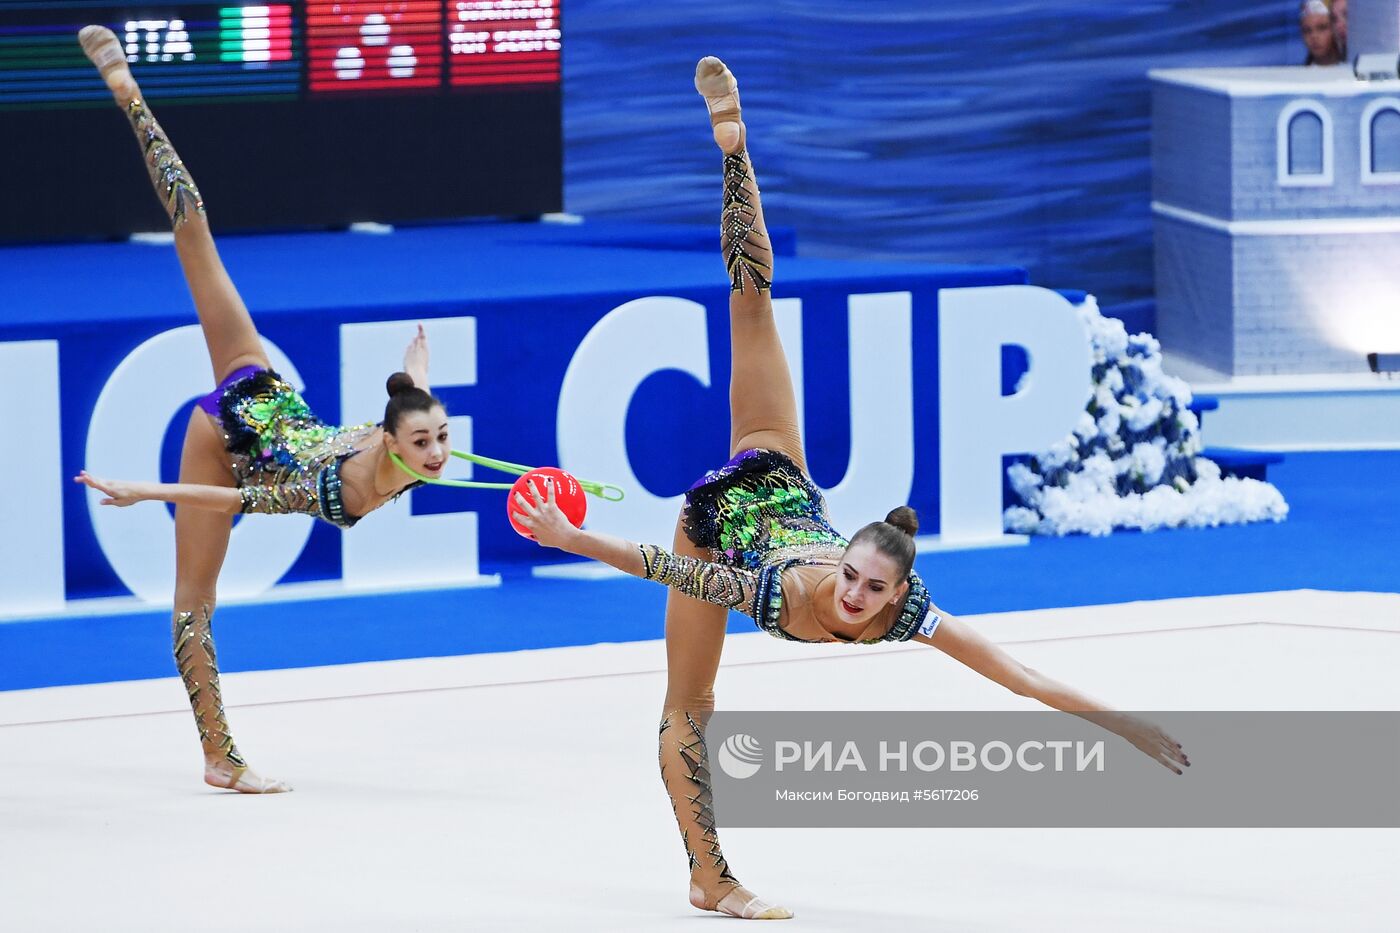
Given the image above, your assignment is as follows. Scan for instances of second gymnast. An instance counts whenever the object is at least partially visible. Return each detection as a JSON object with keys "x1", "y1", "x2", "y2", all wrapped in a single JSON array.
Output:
[
  {"x1": 512, "y1": 57, "x2": 1191, "y2": 921},
  {"x1": 73, "y1": 27, "x2": 452, "y2": 794}
]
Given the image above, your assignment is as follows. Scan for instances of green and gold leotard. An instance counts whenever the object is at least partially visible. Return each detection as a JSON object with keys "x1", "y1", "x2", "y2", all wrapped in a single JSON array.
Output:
[
  {"x1": 200, "y1": 366, "x2": 413, "y2": 529},
  {"x1": 640, "y1": 448, "x2": 934, "y2": 645}
]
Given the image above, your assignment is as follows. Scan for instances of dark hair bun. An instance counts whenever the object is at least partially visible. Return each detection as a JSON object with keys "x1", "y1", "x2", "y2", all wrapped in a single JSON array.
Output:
[
  {"x1": 885, "y1": 506, "x2": 919, "y2": 537},
  {"x1": 386, "y1": 372, "x2": 417, "y2": 398},
  {"x1": 383, "y1": 373, "x2": 446, "y2": 434}
]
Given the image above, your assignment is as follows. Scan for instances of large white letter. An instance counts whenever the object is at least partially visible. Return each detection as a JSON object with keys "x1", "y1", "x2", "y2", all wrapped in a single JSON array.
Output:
[
  {"x1": 813, "y1": 292, "x2": 916, "y2": 532},
  {"x1": 773, "y1": 297, "x2": 805, "y2": 429},
  {"x1": 0, "y1": 341, "x2": 65, "y2": 614},
  {"x1": 557, "y1": 296, "x2": 710, "y2": 542},
  {"x1": 339, "y1": 317, "x2": 483, "y2": 589},
  {"x1": 85, "y1": 327, "x2": 310, "y2": 602},
  {"x1": 938, "y1": 285, "x2": 1092, "y2": 543}
]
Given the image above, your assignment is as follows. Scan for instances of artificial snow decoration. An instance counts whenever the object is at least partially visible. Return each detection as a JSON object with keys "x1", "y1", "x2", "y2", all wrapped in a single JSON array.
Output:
[{"x1": 1004, "y1": 297, "x2": 1288, "y2": 537}]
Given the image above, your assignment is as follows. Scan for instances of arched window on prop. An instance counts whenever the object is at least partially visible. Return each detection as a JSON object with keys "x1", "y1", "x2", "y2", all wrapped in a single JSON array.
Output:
[
  {"x1": 1361, "y1": 98, "x2": 1400, "y2": 184},
  {"x1": 1276, "y1": 100, "x2": 1333, "y2": 188}
]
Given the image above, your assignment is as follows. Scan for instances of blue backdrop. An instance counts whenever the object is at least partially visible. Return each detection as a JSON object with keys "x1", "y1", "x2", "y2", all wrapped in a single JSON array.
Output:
[
  {"x1": 563, "y1": 1, "x2": 1297, "y2": 309},
  {"x1": 0, "y1": 223, "x2": 1025, "y2": 601}
]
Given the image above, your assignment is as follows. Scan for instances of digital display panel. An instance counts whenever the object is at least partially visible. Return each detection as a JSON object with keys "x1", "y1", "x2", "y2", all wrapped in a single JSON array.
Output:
[
  {"x1": 449, "y1": 0, "x2": 557, "y2": 87},
  {"x1": 1, "y1": 4, "x2": 303, "y2": 106},
  {"x1": 0, "y1": 0, "x2": 561, "y2": 106},
  {"x1": 305, "y1": 2, "x2": 442, "y2": 93},
  {"x1": 0, "y1": 1, "x2": 563, "y2": 239}
]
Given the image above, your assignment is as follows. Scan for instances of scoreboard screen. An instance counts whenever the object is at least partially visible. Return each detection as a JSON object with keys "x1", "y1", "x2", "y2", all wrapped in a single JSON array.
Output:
[
  {"x1": 306, "y1": 2, "x2": 443, "y2": 92},
  {"x1": 0, "y1": 1, "x2": 563, "y2": 239}
]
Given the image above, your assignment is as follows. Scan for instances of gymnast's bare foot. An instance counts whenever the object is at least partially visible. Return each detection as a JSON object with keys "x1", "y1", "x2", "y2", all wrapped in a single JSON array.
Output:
[
  {"x1": 78, "y1": 25, "x2": 138, "y2": 105},
  {"x1": 695, "y1": 56, "x2": 745, "y2": 154},
  {"x1": 691, "y1": 880, "x2": 794, "y2": 921},
  {"x1": 205, "y1": 759, "x2": 293, "y2": 795}
]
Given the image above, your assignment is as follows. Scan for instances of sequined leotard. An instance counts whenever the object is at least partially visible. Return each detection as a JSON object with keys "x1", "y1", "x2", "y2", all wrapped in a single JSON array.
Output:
[
  {"x1": 200, "y1": 367, "x2": 409, "y2": 529},
  {"x1": 640, "y1": 448, "x2": 935, "y2": 644}
]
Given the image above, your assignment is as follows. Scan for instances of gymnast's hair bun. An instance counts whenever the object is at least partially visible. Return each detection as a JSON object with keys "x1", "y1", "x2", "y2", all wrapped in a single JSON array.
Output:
[
  {"x1": 383, "y1": 372, "x2": 445, "y2": 434},
  {"x1": 386, "y1": 371, "x2": 418, "y2": 398},
  {"x1": 885, "y1": 506, "x2": 919, "y2": 537}
]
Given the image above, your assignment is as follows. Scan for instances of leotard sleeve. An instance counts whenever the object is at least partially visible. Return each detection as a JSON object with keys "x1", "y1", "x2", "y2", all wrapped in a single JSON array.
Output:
[
  {"x1": 637, "y1": 544, "x2": 760, "y2": 618},
  {"x1": 239, "y1": 479, "x2": 321, "y2": 517}
]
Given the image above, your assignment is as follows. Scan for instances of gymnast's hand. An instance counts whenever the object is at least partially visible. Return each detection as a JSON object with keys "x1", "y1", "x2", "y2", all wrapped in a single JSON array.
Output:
[
  {"x1": 73, "y1": 470, "x2": 146, "y2": 507},
  {"x1": 1113, "y1": 714, "x2": 1190, "y2": 775},
  {"x1": 403, "y1": 323, "x2": 430, "y2": 390},
  {"x1": 512, "y1": 478, "x2": 580, "y2": 550}
]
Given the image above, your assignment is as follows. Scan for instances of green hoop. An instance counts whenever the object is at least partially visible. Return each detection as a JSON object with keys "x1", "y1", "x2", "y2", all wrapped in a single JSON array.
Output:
[{"x1": 388, "y1": 450, "x2": 625, "y2": 502}]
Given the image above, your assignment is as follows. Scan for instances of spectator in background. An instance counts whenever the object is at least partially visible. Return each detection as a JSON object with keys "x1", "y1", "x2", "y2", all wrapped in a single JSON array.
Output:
[
  {"x1": 1331, "y1": 0, "x2": 1348, "y2": 60},
  {"x1": 1300, "y1": 0, "x2": 1343, "y2": 66}
]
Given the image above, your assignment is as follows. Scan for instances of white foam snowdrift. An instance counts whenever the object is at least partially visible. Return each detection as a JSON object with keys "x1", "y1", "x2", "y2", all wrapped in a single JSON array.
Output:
[{"x1": 1003, "y1": 297, "x2": 1288, "y2": 537}]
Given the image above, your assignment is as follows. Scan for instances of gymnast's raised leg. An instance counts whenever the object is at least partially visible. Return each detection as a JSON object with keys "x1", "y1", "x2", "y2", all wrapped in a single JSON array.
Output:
[
  {"x1": 652, "y1": 57, "x2": 796, "y2": 921},
  {"x1": 80, "y1": 27, "x2": 287, "y2": 793}
]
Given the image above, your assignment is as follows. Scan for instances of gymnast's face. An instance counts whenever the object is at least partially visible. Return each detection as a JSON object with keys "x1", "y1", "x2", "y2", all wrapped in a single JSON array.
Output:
[
  {"x1": 1301, "y1": 13, "x2": 1335, "y2": 59},
  {"x1": 832, "y1": 541, "x2": 909, "y2": 627},
  {"x1": 387, "y1": 406, "x2": 449, "y2": 478}
]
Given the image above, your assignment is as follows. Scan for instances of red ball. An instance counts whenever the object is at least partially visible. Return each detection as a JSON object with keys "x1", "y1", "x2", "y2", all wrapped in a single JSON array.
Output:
[{"x1": 508, "y1": 467, "x2": 587, "y2": 539}]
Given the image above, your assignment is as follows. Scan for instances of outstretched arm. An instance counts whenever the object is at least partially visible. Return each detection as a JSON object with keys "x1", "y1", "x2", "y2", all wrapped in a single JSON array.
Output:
[
  {"x1": 75, "y1": 471, "x2": 241, "y2": 514},
  {"x1": 511, "y1": 480, "x2": 758, "y2": 613},
  {"x1": 511, "y1": 480, "x2": 642, "y2": 570},
  {"x1": 915, "y1": 613, "x2": 1190, "y2": 774}
]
